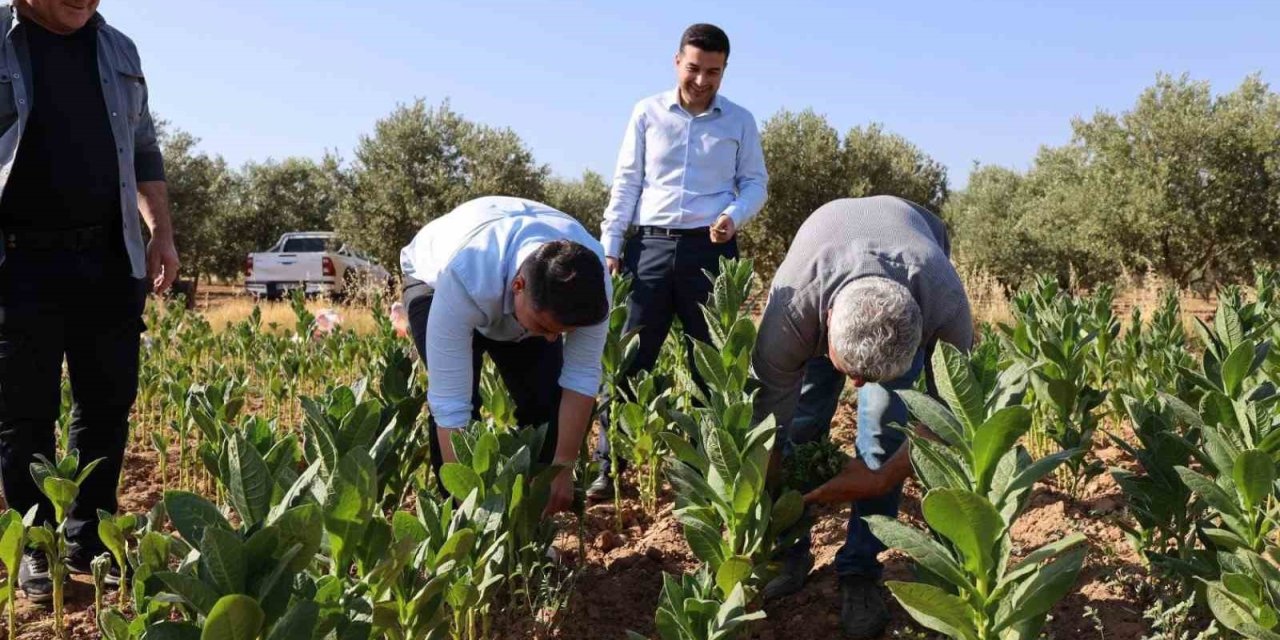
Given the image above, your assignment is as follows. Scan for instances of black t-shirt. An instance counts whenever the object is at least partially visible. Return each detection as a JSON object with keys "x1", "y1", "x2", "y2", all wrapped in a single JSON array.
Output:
[{"x1": 0, "y1": 19, "x2": 121, "y2": 231}]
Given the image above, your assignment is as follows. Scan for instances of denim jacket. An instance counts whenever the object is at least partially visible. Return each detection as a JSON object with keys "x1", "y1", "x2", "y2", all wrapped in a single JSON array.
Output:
[{"x1": 0, "y1": 5, "x2": 164, "y2": 278}]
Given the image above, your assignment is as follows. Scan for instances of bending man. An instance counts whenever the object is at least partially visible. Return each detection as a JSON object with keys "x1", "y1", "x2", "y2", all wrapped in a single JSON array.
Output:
[
  {"x1": 753, "y1": 196, "x2": 973, "y2": 638},
  {"x1": 400, "y1": 196, "x2": 610, "y2": 515}
]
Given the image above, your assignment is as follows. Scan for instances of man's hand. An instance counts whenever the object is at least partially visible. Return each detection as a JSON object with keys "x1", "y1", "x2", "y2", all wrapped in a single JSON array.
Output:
[
  {"x1": 802, "y1": 443, "x2": 913, "y2": 505},
  {"x1": 606, "y1": 256, "x2": 622, "y2": 275},
  {"x1": 146, "y1": 234, "x2": 179, "y2": 294},
  {"x1": 710, "y1": 214, "x2": 736, "y2": 244},
  {"x1": 544, "y1": 465, "x2": 575, "y2": 516}
]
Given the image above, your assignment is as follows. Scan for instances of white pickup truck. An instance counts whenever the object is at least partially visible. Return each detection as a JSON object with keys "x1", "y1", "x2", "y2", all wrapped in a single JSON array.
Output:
[{"x1": 244, "y1": 232, "x2": 391, "y2": 300}]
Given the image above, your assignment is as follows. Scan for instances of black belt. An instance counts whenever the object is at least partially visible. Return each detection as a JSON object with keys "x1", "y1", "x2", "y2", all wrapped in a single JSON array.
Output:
[
  {"x1": 5, "y1": 225, "x2": 110, "y2": 251},
  {"x1": 639, "y1": 225, "x2": 711, "y2": 237}
]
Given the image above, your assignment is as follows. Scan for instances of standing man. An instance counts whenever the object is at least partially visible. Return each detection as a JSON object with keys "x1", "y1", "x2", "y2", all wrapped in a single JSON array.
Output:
[
  {"x1": 753, "y1": 196, "x2": 972, "y2": 638},
  {"x1": 0, "y1": 0, "x2": 178, "y2": 603},
  {"x1": 400, "y1": 196, "x2": 610, "y2": 514},
  {"x1": 590, "y1": 23, "x2": 768, "y2": 500}
]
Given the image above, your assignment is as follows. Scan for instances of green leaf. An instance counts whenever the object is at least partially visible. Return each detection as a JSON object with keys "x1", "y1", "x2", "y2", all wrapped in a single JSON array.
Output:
[
  {"x1": 715, "y1": 556, "x2": 752, "y2": 599},
  {"x1": 932, "y1": 343, "x2": 986, "y2": 434},
  {"x1": 1206, "y1": 581, "x2": 1280, "y2": 640},
  {"x1": 201, "y1": 594, "x2": 265, "y2": 640},
  {"x1": 899, "y1": 390, "x2": 968, "y2": 450},
  {"x1": 324, "y1": 448, "x2": 377, "y2": 568},
  {"x1": 865, "y1": 515, "x2": 971, "y2": 591},
  {"x1": 768, "y1": 491, "x2": 804, "y2": 539},
  {"x1": 200, "y1": 527, "x2": 247, "y2": 595},
  {"x1": 266, "y1": 600, "x2": 319, "y2": 640},
  {"x1": 143, "y1": 622, "x2": 202, "y2": 640},
  {"x1": 227, "y1": 436, "x2": 274, "y2": 527},
  {"x1": 0, "y1": 511, "x2": 26, "y2": 574},
  {"x1": 970, "y1": 406, "x2": 1032, "y2": 496},
  {"x1": 1233, "y1": 450, "x2": 1275, "y2": 513},
  {"x1": 681, "y1": 516, "x2": 726, "y2": 568},
  {"x1": 1176, "y1": 467, "x2": 1242, "y2": 520},
  {"x1": 41, "y1": 477, "x2": 78, "y2": 519},
  {"x1": 997, "y1": 546, "x2": 1087, "y2": 631},
  {"x1": 922, "y1": 489, "x2": 1003, "y2": 577},
  {"x1": 273, "y1": 504, "x2": 323, "y2": 573},
  {"x1": 165, "y1": 491, "x2": 231, "y2": 545},
  {"x1": 1223, "y1": 342, "x2": 1257, "y2": 396},
  {"x1": 886, "y1": 581, "x2": 979, "y2": 640},
  {"x1": 157, "y1": 570, "x2": 222, "y2": 616},
  {"x1": 439, "y1": 463, "x2": 483, "y2": 502}
]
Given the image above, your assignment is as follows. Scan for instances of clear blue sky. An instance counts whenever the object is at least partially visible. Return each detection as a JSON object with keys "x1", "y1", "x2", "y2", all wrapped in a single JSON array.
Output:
[{"x1": 107, "y1": 0, "x2": 1277, "y2": 189}]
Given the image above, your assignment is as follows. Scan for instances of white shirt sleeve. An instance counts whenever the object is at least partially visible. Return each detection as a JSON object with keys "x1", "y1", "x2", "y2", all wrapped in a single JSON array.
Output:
[
  {"x1": 600, "y1": 103, "x2": 647, "y2": 258},
  {"x1": 425, "y1": 268, "x2": 485, "y2": 429}
]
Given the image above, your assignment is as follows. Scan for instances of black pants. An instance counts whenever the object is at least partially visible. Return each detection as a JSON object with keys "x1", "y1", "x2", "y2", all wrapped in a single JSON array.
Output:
[
  {"x1": 595, "y1": 232, "x2": 738, "y2": 464},
  {"x1": 403, "y1": 279, "x2": 562, "y2": 479},
  {"x1": 0, "y1": 243, "x2": 146, "y2": 551}
]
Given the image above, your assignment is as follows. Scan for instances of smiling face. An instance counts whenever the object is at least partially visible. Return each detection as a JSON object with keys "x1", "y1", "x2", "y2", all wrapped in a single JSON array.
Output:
[
  {"x1": 19, "y1": 0, "x2": 100, "y2": 34},
  {"x1": 674, "y1": 45, "x2": 726, "y2": 113},
  {"x1": 512, "y1": 274, "x2": 569, "y2": 342}
]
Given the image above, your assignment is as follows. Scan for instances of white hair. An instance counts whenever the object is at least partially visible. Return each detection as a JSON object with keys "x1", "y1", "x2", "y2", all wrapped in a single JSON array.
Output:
[{"x1": 829, "y1": 277, "x2": 922, "y2": 382}]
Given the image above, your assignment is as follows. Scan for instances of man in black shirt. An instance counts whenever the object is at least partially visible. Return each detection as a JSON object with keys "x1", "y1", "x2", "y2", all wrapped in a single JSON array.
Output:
[{"x1": 0, "y1": 0, "x2": 178, "y2": 603}]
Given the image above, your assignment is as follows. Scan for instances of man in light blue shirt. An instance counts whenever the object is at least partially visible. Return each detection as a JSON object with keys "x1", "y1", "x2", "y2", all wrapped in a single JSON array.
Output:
[
  {"x1": 400, "y1": 196, "x2": 611, "y2": 515},
  {"x1": 590, "y1": 23, "x2": 768, "y2": 499}
]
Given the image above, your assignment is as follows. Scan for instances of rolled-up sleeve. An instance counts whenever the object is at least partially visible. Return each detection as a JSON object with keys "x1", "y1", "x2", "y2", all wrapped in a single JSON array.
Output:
[
  {"x1": 720, "y1": 114, "x2": 768, "y2": 228},
  {"x1": 425, "y1": 269, "x2": 486, "y2": 430},
  {"x1": 132, "y1": 78, "x2": 164, "y2": 183},
  {"x1": 559, "y1": 276, "x2": 612, "y2": 397},
  {"x1": 751, "y1": 294, "x2": 812, "y2": 430},
  {"x1": 600, "y1": 104, "x2": 646, "y2": 258}
]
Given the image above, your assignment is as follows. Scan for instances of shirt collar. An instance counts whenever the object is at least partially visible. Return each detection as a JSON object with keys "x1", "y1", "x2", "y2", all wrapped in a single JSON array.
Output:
[{"x1": 666, "y1": 88, "x2": 724, "y2": 115}]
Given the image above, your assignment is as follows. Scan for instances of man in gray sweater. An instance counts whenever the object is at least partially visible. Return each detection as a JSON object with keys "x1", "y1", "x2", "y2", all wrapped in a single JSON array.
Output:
[{"x1": 753, "y1": 196, "x2": 973, "y2": 638}]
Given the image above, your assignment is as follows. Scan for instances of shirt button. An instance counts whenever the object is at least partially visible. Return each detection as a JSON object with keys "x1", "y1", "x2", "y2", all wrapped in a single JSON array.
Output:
[
  {"x1": 17, "y1": 99, "x2": 23, "y2": 105},
  {"x1": 111, "y1": 112, "x2": 118, "y2": 117},
  {"x1": 120, "y1": 182, "x2": 127, "y2": 188},
  {"x1": 11, "y1": 73, "x2": 18, "y2": 79}
]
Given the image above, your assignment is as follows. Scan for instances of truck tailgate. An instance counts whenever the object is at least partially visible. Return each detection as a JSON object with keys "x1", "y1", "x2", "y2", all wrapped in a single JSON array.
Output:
[{"x1": 249, "y1": 254, "x2": 328, "y2": 282}]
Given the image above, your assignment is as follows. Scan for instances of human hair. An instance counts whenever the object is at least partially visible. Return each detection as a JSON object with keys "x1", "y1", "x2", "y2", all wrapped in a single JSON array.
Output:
[
  {"x1": 679, "y1": 23, "x2": 730, "y2": 59},
  {"x1": 518, "y1": 240, "x2": 608, "y2": 327},
  {"x1": 828, "y1": 277, "x2": 922, "y2": 382}
]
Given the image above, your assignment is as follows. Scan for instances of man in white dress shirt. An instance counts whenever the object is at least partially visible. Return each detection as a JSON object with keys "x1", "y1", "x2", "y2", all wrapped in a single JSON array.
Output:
[
  {"x1": 590, "y1": 23, "x2": 769, "y2": 499},
  {"x1": 400, "y1": 196, "x2": 611, "y2": 514}
]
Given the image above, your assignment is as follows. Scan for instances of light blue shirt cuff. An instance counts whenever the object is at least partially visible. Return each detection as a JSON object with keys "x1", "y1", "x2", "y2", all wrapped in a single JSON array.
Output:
[{"x1": 602, "y1": 234, "x2": 626, "y2": 259}]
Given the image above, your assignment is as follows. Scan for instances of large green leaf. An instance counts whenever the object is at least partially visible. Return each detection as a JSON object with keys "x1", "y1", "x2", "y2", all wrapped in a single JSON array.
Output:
[
  {"x1": 143, "y1": 621, "x2": 202, "y2": 640},
  {"x1": 1223, "y1": 342, "x2": 1257, "y2": 397},
  {"x1": 266, "y1": 600, "x2": 320, "y2": 640},
  {"x1": 680, "y1": 516, "x2": 726, "y2": 568},
  {"x1": 922, "y1": 489, "x2": 1003, "y2": 577},
  {"x1": 200, "y1": 527, "x2": 247, "y2": 595},
  {"x1": 227, "y1": 436, "x2": 274, "y2": 527},
  {"x1": 715, "y1": 556, "x2": 752, "y2": 599},
  {"x1": 439, "y1": 463, "x2": 482, "y2": 502},
  {"x1": 274, "y1": 503, "x2": 324, "y2": 572},
  {"x1": 1233, "y1": 450, "x2": 1275, "y2": 513},
  {"x1": 165, "y1": 491, "x2": 231, "y2": 545},
  {"x1": 970, "y1": 406, "x2": 1032, "y2": 496},
  {"x1": 157, "y1": 570, "x2": 222, "y2": 615},
  {"x1": 933, "y1": 343, "x2": 986, "y2": 433},
  {"x1": 886, "y1": 581, "x2": 979, "y2": 640},
  {"x1": 865, "y1": 515, "x2": 971, "y2": 591},
  {"x1": 899, "y1": 390, "x2": 968, "y2": 451},
  {"x1": 1176, "y1": 467, "x2": 1242, "y2": 520},
  {"x1": 201, "y1": 594, "x2": 265, "y2": 640},
  {"x1": 996, "y1": 545, "x2": 1086, "y2": 631},
  {"x1": 0, "y1": 510, "x2": 26, "y2": 574},
  {"x1": 324, "y1": 448, "x2": 377, "y2": 567},
  {"x1": 1206, "y1": 581, "x2": 1280, "y2": 640}
]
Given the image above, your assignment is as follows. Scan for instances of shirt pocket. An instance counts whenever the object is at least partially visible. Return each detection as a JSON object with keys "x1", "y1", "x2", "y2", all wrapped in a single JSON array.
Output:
[
  {"x1": 114, "y1": 65, "x2": 147, "y2": 126},
  {"x1": 0, "y1": 67, "x2": 18, "y2": 129}
]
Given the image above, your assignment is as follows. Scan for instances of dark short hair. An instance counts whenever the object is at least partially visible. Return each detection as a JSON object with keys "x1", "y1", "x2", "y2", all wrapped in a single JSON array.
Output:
[
  {"x1": 520, "y1": 240, "x2": 608, "y2": 327},
  {"x1": 679, "y1": 23, "x2": 730, "y2": 59}
]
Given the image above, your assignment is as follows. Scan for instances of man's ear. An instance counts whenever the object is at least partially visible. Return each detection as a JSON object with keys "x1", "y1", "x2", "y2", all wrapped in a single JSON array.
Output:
[{"x1": 511, "y1": 275, "x2": 525, "y2": 293}]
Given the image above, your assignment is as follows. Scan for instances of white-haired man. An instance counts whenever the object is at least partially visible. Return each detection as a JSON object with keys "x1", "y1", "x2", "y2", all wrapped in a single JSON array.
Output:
[{"x1": 753, "y1": 196, "x2": 973, "y2": 638}]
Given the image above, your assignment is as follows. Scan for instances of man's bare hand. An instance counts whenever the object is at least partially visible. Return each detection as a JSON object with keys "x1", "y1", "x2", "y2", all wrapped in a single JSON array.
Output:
[
  {"x1": 802, "y1": 442, "x2": 914, "y2": 505},
  {"x1": 146, "y1": 234, "x2": 179, "y2": 294},
  {"x1": 606, "y1": 256, "x2": 622, "y2": 276},
  {"x1": 710, "y1": 214, "x2": 736, "y2": 244},
  {"x1": 543, "y1": 465, "x2": 575, "y2": 516}
]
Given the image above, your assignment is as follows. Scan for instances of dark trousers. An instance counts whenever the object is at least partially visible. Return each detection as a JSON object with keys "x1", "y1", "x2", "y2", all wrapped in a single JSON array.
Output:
[
  {"x1": 595, "y1": 232, "x2": 738, "y2": 465},
  {"x1": 0, "y1": 243, "x2": 146, "y2": 551},
  {"x1": 403, "y1": 280, "x2": 562, "y2": 478},
  {"x1": 780, "y1": 349, "x2": 926, "y2": 578}
]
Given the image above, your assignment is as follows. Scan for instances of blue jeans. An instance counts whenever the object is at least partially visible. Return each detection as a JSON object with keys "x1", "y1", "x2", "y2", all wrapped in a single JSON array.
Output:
[{"x1": 783, "y1": 349, "x2": 925, "y2": 578}]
